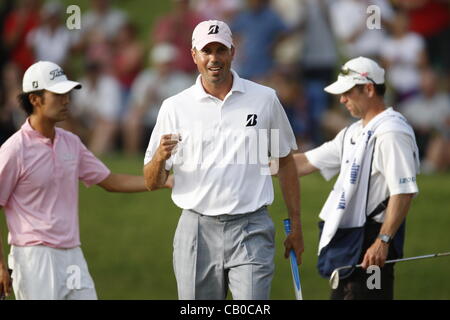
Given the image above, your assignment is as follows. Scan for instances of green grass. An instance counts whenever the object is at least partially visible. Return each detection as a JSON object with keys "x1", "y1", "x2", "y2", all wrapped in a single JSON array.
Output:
[
  {"x1": 3, "y1": 156, "x2": 448, "y2": 299},
  {"x1": 1, "y1": 0, "x2": 449, "y2": 300}
]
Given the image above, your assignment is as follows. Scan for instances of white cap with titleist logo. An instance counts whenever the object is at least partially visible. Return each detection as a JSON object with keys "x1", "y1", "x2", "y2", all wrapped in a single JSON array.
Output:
[
  {"x1": 22, "y1": 61, "x2": 82, "y2": 94},
  {"x1": 192, "y1": 20, "x2": 233, "y2": 50},
  {"x1": 324, "y1": 56, "x2": 385, "y2": 95}
]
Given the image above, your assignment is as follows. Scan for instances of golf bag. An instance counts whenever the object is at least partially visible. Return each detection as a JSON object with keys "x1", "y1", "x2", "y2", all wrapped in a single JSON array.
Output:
[{"x1": 317, "y1": 198, "x2": 405, "y2": 279}]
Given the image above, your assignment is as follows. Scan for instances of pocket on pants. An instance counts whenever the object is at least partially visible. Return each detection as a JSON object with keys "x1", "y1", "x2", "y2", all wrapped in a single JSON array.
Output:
[{"x1": 241, "y1": 212, "x2": 275, "y2": 263}]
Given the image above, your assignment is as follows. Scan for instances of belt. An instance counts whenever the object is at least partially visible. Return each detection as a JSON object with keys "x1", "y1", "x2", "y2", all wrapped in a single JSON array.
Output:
[{"x1": 187, "y1": 205, "x2": 267, "y2": 222}]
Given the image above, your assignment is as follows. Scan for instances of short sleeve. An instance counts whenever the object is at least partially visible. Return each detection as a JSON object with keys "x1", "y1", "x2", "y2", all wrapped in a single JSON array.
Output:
[
  {"x1": 78, "y1": 140, "x2": 111, "y2": 187},
  {"x1": 0, "y1": 143, "x2": 22, "y2": 206},
  {"x1": 269, "y1": 93, "x2": 298, "y2": 157},
  {"x1": 375, "y1": 132, "x2": 419, "y2": 195},
  {"x1": 144, "y1": 100, "x2": 176, "y2": 169},
  {"x1": 305, "y1": 127, "x2": 347, "y2": 181}
]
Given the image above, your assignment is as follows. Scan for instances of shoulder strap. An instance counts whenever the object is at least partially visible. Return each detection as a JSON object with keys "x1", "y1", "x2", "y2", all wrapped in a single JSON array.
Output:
[
  {"x1": 364, "y1": 136, "x2": 389, "y2": 220},
  {"x1": 340, "y1": 126, "x2": 349, "y2": 161},
  {"x1": 368, "y1": 197, "x2": 390, "y2": 220}
]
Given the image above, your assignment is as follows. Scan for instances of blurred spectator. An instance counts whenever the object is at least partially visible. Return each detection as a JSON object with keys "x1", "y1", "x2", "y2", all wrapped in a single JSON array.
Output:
[
  {"x1": 0, "y1": 63, "x2": 25, "y2": 145},
  {"x1": 152, "y1": 0, "x2": 205, "y2": 74},
  {"x1": 271, "y1": 0, "x2": 305, "y2": 68},
  {"x1": 0, "y1": 0, "x2": 15, "y2": 75},
  {"x1": 2, "y1": 0, "x2": 41, "y2": 72},
  {"x1": 78, "y1": 0, "x2": 128, "y2": 70},
  {"x1": 230, "y1": 0, "x2": 289, "y2": 81},
  {"x1": 26, "y1": 1, "x2": 77, "y2": 67},
  {"x1": 329, "y1": 0, "x2": 394, "y2": 59},
  {"x1": 265, "y1": 67, "x2": 309, "y2": 148},
  {"x1": 82, "y1": 0, "x2": 127, "y2": 40},
  {"x1": 380, "y1": 10, "x2": 428, "y2": 104},
  {"x1": 123, "y1": 43, "x2": 192, "y2": 155},
  {"x1": 112, "y1": 22, "x2": 145, "y2": 116},
  {"x1": 393, "y1": 0, "x2": 450, "y2": 74},
  {"x1": 399, "y1": 68, "x2": 450, "y2": 172},
  {"x1": 191, "y1": 0, "x2": 243, "y2": 21},
  {"x1": 71, "y1": 60, "x2": 122, "y2": 155},
  {"x1": 299, "y1": 0, "x2": 338, "y2": 146}
]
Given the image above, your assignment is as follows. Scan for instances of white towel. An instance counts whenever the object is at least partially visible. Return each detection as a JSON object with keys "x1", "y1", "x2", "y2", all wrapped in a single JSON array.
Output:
[{"x1": 318, "y1": 108, "x2": 419, "y2": 254}]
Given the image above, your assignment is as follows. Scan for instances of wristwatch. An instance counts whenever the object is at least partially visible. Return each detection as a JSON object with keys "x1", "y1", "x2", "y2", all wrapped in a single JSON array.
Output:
[{"x1": 378, "y1": 234, "x2": 392, "y2": 244}]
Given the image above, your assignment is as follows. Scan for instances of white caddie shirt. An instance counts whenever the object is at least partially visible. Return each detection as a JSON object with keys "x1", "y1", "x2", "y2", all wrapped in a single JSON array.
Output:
[
  {"x1": 306, "y1": 115, "x2": 419, "y2": 224},
  {"x1": 144, "y1": 70, "x2": 297, "y2": 215}
]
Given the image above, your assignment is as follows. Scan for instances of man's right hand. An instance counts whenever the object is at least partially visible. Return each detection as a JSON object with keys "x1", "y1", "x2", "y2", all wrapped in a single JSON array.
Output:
[
  {"x1": 0, "y1": 263, "x2": 12, "y2": 299},
  {"x1": 155, "y1": 134, "x2": 181, "y2": 162}
]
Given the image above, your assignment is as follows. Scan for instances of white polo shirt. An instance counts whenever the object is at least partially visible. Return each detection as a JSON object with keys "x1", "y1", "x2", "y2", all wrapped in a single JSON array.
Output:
[
  {"x1": 144, "y1": 70, "x2": 297, "y2": 215},
  {"x1": 306, "y1": 116, "x2": 419, "y2": 223}
]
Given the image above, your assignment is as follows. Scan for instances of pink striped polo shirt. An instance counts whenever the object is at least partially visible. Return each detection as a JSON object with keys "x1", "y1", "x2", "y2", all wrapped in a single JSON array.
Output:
[{"x1": 0, "y1": 119, "x2": 110, "y2": 248}]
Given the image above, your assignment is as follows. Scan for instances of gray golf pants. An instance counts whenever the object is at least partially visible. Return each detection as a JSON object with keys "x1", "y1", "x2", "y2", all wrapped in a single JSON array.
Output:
[{"x1": 173, "y1": 206, "x2": 275, "y2": 300}]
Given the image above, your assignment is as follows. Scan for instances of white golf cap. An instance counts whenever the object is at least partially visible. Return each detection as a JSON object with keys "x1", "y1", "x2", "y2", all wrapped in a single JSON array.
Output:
[
  {"x1": 23, "y1": 61, "x2": 81, "y2": 94},
  {"x1": 192, "y1": 20, "x2": 233, "y2": 50},
  {"x1": 324, "y1": 56, "x2": 385, "y2": 95}
]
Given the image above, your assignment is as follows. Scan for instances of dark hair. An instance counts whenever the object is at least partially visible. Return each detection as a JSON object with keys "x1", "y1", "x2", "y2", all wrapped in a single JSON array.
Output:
[
  {"x1": 374, "y1": 83, "x2": 386, "y2": 96},
  {"x1": 355, "y1": 83, "x2": 386, "y2": 97},
  {"x1": 17, "y1": 90, "x2": 45, "y2": 116}
]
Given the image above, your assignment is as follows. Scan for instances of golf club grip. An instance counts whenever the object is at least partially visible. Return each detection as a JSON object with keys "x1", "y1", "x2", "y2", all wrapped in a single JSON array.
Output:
[{"x1": 283, "y1": 219, "x2": 303, "y2": 300}]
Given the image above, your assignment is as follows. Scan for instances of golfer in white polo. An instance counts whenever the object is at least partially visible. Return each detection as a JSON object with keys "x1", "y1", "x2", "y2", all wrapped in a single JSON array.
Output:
[{"x1": 144, "y1": 20, "x2": 304, "y2": 300}]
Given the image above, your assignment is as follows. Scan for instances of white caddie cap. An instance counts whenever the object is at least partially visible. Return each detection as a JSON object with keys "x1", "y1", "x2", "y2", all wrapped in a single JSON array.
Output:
[
  {"x1": 22, "y1": 61, "x2": 82, "y2": 94},
  {"x1": 192, "y1": 20, "x2": 233, "y2": 50},
  {"x1": 324, "y1": 56, "x2": 385, "y2": 95}
]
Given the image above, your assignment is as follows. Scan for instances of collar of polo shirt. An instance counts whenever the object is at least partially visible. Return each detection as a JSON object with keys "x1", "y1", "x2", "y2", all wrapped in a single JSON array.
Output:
[{"x1": 193, "y1": 69, "x2": 246, "y2": 101}]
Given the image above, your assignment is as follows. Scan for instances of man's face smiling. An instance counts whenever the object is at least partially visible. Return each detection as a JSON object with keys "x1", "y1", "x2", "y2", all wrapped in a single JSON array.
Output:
[{"x1": 192, "y1": 42, "x2": 234, "y2": 86}]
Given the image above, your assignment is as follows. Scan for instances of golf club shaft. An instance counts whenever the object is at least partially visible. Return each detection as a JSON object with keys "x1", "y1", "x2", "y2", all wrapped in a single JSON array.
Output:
[{"x1": 345, "y1": 251, "x2": 450, "y2": 271}]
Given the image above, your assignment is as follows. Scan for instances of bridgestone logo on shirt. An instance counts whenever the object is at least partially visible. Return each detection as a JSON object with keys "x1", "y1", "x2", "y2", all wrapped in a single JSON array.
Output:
[{"x1": 246, "y1": 114, "x2": 257, "y2": 127}]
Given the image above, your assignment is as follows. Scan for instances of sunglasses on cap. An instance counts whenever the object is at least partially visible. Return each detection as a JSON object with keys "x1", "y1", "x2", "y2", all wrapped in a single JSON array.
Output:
[{"x1": 340, "y1": 66, "x2": 376, "y2": 84}]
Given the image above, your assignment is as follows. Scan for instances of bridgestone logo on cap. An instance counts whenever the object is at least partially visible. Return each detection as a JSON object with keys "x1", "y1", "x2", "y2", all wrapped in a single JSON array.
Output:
[{"x1": 208, "y1": 25, "x2": 219, "y2": 35}]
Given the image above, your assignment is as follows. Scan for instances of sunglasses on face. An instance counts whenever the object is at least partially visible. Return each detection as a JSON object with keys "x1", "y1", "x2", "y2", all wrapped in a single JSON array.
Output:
[{"x1": 340, "y1": 66, "x2": 376, "y2": 84}]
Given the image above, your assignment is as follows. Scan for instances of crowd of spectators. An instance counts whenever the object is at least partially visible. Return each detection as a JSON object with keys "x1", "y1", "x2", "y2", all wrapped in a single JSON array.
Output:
[{"x1": 1, "y1": 0, "x2": 449, "y2": 172}]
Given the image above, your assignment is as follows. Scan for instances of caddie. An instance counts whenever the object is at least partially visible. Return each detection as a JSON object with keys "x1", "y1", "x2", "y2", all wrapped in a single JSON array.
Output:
[{"x1": 293, "y1": 56, "x2": 420, "y2": 300}]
